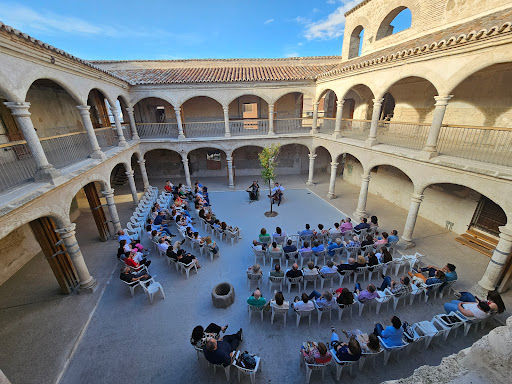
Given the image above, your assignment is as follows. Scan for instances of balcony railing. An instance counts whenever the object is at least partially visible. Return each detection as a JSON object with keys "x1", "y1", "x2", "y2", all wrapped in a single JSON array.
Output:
[
  {"x1": 230, "y1": 119, "x2": 269, "y2": 136},
  {"x1": 95, "y1": 127, "x2": 119, "y2": 149},
  {"x1": 438, "y1": 124, "x2": 512, "y2": 166},
  {"x1": 0, "y1": 140, "x2": 36, "y2": 192},
  {"x1": 340, "y1": 119, "x2": 371, "y2": 140},
  {"x1": 121, "y1": 123, "x2": 132, "y2": 141},
  {"x1": 137, "y1": 123, "x2": 179, "y2": 139},
  {"x1": 320, "y1": 118, "x2": 336, "y2": 134},
  {"x1": 40, "y1": 131, "x2": 92, "y2": 169},
  {"x1": 184, "y1": 121, "x2": 225, "y2": 138},
  {"x1": 274, "y1": 118, "x2": 312, "y2": 134},
  {"x1": 377, "y1": 121, "x2": 430, "y2": 151}
]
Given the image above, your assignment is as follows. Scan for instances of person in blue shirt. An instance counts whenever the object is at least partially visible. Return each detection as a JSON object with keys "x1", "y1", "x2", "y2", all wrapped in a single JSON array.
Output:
[
  {"x1": 386, "y1": 230, "x2": 399, "y2": 245},
  {"x1": 299, "y1": 224, "x2": 314, "y2": 237},
  {"x1": 311, "y1": 241, "x2": 325, "y2": 253},
  {"x1": 327, "y1": 238, "x2": 343, "y2": 256},
  {"x1": 374, "y1": 316, "x2": 404, "y2": 347}
]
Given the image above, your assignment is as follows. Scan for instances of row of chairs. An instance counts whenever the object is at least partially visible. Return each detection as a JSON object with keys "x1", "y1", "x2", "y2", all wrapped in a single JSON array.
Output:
[
  {"x1": 125, "y1": 187, "x2": 160, "y2": 239},
  {"x1": 199, "y1": 218, "x2": 241, "y2": 246}
]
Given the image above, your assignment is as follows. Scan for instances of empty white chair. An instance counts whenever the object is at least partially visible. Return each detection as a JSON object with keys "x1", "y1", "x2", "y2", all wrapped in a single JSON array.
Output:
[
  {"x1": 392, "y1": 289, "x2": 411, "y2": 310},
  {"x1": 247, "y1": 272, "x2": 263, "y2": 290},
  {"x1": 271, "y1": 304, "x2": 289, "y2": 326},
  {"x1": 140, "y1": 278, "x2": 165, "y2": 303},
  {"x1": 412, "y1": 321, "x2": 439, "y2": 349},
  {"x1": 248, "y1": 304, "x2": 264, "y2": 322},
  {"x1": 232, "y1": 351, "x2": 260, "y2": 384}
]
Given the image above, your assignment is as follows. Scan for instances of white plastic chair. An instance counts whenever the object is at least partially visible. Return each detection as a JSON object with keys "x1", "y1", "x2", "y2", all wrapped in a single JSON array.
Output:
[
  {"x1": 412, "y1": 321, "x2": 439, "y2": 349},
  {"x1": 247, "y1": 272, "x2": 263, "y2": 290},
  {"x1": 248, "y1": 304, "x2": 264, "y2": 322},
  {"x1": 121, "y1": 279, "x2": 141, "y2": 297},
  {"x1": 375, "y1": 290, "x2": 394, "y2": 314},
  {"x1": 313, "y1": 250, "x2": 328, "y2": 266},
  {"x1": 140, "y1": 278, "x2": 165, "y2": 303},
  {"x1": 268, "y1": 250, "x2": 283, "y2": 266},
  {"x1": 303, "y1": 274, "x2": 319, "y2": 291},
  {"x1": 284, "y1": 251, "x2": 298, "y2": 269},
  {"x1": 207, "y1": 361, "x2": 231, "y2": 381},
  {"x1": 432, "y1": 313, "x2": 464, "y2": 341},
  {"x1": 438, "y1": 280, "x2": 457, "y2": 299},
  {"x1": 225, "y1": 229, "x2": 239, "y2": 246},
  {"x1": 272, "y1": 234, "x2": 286, "y2": 245},
  {"x1": 286, "y1": 234, "x2": 300, "y2": 248},
  {"x1": 299, "y1": 250, "x2": 314, "y2": 268},
  {"x1": 268, "y1": 274, "x2": 284, "y2": 291},
  {"x1": 409, "y1": 284, "x2": 426, "y2": 305},
  {"x1": 330, "y1": 350, "x2": 357, "y2": 380},
  {"x1": 424, "y1": 282, "x2": 443, "y2": 302},
  {"x1": 367, "y1": 263, "x2": 383, "y2": 281},
  {"x1": 320, "y1": 272, "x2": 338, "y2": 289},
  {"x1": 337, "y1": 302, "x2": 354, "y2": 320},
  {"x1": 271, "y1": 304, "x2": 289, "y2": 326},
  {"x1": 338, "y1": 269, "x2": 354, "y2": 286},
  {"x1": 378, "y1": 336, "x2": 408, "y2": 365},
  {"x1": 232, "y1": 351, "x2": 260, "y2": 384},
  {"x1": 300, "y1": 350, "x2": 331, "y2": 383},
  {"x1": 358, "y1": 347, "x2": 383, "y2": 370},
  {"x1": 167, "y1": 255, "x2": 179, "y2": 272},
  {"x1": 253, "y1": 249, "x2": 267, "y2": 267},
  {"x1": 353, "y1": 266, "x2": 369, "y2": 285},
  {"x1": 314, "y1": 300, "x2": 333, "y2": 324},
  {"x1": 287, "y1": 276, "x2": 303, "y2": 293},
  {"x1": 178, "y1": 260, "x2": 198, "y2": 279},
  {"x1": 295, "y1": 308, "x2": 314, "y2": 327}
]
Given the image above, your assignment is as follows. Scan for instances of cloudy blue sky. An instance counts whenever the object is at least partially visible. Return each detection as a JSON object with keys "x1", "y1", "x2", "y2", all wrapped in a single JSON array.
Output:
[{"x1": 0, "y1": 0, "x2": 410, "y2": 60}]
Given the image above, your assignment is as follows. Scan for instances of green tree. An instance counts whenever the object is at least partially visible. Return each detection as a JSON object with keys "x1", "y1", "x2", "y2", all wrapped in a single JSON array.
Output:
[{"x1": 258, "y1": 144, "x2": 280, "y2": 215}]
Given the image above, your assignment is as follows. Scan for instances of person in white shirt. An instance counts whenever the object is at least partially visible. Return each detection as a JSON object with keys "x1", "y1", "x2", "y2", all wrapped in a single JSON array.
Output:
[
  {"x1": 444, "y1": 299, "x2": 490, "y2": 319},
  {"x1": 157, "y1": 238, "x2": 170, "y2": 253},
  {"x1": 319, "y1": 260, "x2": 338, "y2": 275},
  {"x1": 303, "y1": 261, "x2": 319, "y2": 276},
  {"x1": 329, "y1": 222, "x2": 342, "y2": 234},
  {"x1": 270, "y1": 291, "x2": 290, "y2": 309},
  {"x1": 269, "y1": 182, "x2": 285, "y2": 206},
  {"x1": 293, "y1": 293, "x2": 314, "y2": 311}
]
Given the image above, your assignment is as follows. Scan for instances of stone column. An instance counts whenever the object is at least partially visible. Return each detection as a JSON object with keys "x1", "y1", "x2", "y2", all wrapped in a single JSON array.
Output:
[
  {"x1": 55, "y1": 223, "x2": 97, "y2": 291},
  {"x1": 365, "y1": 98, "x2": 384, "y2": 147},
  {"x1": 4, "y1": 102, "x2": 60, "y2": 182},
  {"x1": 478, "y1": 226, "x2": 512, "y2": 291},
  {"x1": 102, "y1": 189, "x2": 122, "y2": 235},
  {"x1": 125, "y1": 169, "x2": 139, "y2": 206},
  {"x1": 137, "y1": 159, "x2": 150, "y2": 191},
  {"x1": 420, "y1": 95, "x2": 453, "y2": 159},
  {"x1": 326, "y1": 162, "x2": 339, "y2": 199},
  {"x1": 306, "y1": 153, "x2": 316, "y2": 186},
  {"x1": 226, "y1": 153, "x2": 235, "y2": 188},
  {"x1": 174, "y1": 107, "x2": 185, "y2": 140},
  {"x1": 181, "y1": 153, "x2": 192, "y2": 187},
  {"x1": 268, "y1": 104, "x2": 275, "y2": 135},
  {"x1": 223, "y1": 106, "x2": 231, "y2": 138},
  {"x1": 110, "y1": 106, "x2": 128, "y2": 147},
  {"x1": 76, "y1": 105, "x2": 106, "y2": 160},
  {"x1": 333, "y1": 100, "x2": 345, "y2": 139},
  {"x1": 311, "y1": 102, "x2": 320, "y2": 134},
  {"x1": 353, "y1": 173, "x2": 370, "y2": 220},
  {"x1": 125, "y1": 107, "x2": 140, "y2": 140},
  {"x1": 400, "y1": 191, "x2": 424, "y2": 249}
]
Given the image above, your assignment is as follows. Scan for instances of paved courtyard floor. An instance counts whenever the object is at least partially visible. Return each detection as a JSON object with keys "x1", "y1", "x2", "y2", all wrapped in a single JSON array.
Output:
[{"x1": 0, "y1": 174, "x2": 510, "y2": 384}]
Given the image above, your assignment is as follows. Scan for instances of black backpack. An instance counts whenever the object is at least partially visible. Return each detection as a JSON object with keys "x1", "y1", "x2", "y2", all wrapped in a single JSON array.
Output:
[
  {"x1": 402, "y1": 321, "x2": 415, "y2": 342},
  {"x1": 239, "y1": 351, "x2": 256, "y2": 370}
]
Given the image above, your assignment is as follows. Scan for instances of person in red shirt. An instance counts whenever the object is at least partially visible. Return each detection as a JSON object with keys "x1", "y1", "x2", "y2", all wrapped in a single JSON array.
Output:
[{"x1": 124, "y1": 252, "x2": 151, "y2": 268}]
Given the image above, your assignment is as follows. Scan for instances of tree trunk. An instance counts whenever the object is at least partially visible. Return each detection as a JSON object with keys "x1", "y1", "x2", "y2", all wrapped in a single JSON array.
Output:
[{"x1": 268, "y1": 180, "x2": 273, "y2": 213}]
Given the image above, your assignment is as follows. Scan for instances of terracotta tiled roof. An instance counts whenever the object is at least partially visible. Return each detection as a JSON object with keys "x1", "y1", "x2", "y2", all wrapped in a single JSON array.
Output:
[
  {"x1": 319, "y1": 8, "x2": 512, "y2": 79},
  {"x1": 103, "y1": 64, "x2": 340, "y2": 84},
  {"x1": 0, "y1": 20, "x2": 128, "y2": 84}
]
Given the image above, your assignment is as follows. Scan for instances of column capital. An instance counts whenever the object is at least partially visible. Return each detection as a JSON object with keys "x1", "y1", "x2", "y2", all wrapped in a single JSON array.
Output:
[
  {"x1": 313, "y1": 101, "x2": 320, "y2": 107},
  {"x1": 125, "y1": 106, "x2": 134, "y2": 113},
  {"x1": 226, "y1": 156, "x2": 233, "y2": 163},
  {"x1": 55, "y1": 223, "x2": 77, "y2": 238},
  {"x1": 76, "y1": 105, "x2": 91, "y2": 114},
  {"x1": 411, "y1": 193, "x2": 424, "y2": 203},
  {"x1": 109, "y1": 105, "x2": 119, "y2": 113},
  {"x1": 434, "y1": 95, "x2": 454, "y2": 106},
  {"x1": 137, "y1": 159, "x2": 146, "y2": 165},
  {"x1": 4, "y1": 101, "x2": 31, "y2": 116},
  {"x1": 125, "y1": 170, "x2": 135, "y2": 177},
  {"x1": 498, "y1": 225, "x2": 512, "y2": 242},
  {"x1": 222, "y1": 106, "x2": 229, "y2": 113},
  {"x1": 336, "y1": 100, "x2": 345, "y2": 108},
  {"x1": 174, "y1": 107, "x2": 182, "y2": 114},
  {"x1": 102, "y1": 189, "x2": 115, "y2": 197},
  {"x1": 308, "y1": 153, "x2": 317, "y2": 160},
  {"x1": 330, "y1": 162, "x2": 339, "y2": 167},
  {"x1": 372, "y1": 98, "x2": 385, "y2": 106},
  {"x1": 268, "y1": 104, "x2": 274, "y2": 109},
  {"x1": 181, "y1": 153, "x2": 188, "y2": 162},
  {"x1": 361, "y1": 175, "x2": 371, "y2": 183}
]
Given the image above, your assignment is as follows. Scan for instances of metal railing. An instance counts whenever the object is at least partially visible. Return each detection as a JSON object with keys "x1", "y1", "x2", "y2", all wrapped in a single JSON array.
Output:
[
  {"x1": 0, "y1": 141, "x2": 36, "y2": 192},
  {"x1": 438, "y1": 125, "x2": 512, "y2": 166},
  {"x1": 137, "y1": 123, "x2": 179, "y2": 139},
  {"x1": 230, "y1": 119, "x2": 269, "y2": 136},
  {"x1": 377, "y1": 121, "x2": 430, "y2": 150},
  {"x1": 273, "y1": 118, "x2": 313, "y2": 134},
  {"x1": 340, "y1": 119, "x2": 371, "y2": 140},
  {"x1": 40, "y1": 131, "x2": 92, "y2": 169},
  {"x1": 184, "y1": 121, "x2": 225, "y2": 138},
  {"x1": 95, "y1": 127, "x2": 119, "y2": 149},
  {"x1": 320, "y1": 118, "x2": 336, "y2": 134}
]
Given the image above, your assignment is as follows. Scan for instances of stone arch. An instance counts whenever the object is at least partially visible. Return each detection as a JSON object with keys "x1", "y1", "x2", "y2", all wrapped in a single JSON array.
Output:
[
  {"x1": 269, "y1": 88, "x2": 315, "y2": 105},
  {"x1": 0, "y1": 76, "x2": 21, "y2": 102},
  {"x1": 177, "y1": 94, "x2": 223, "y2": 109},
  {"x1": 273, "y1": 91, "x2": 307, "y2": 120},
  {"x1": 132, "y1": 96, "x2": 177, "y2": 125},
  {"x1": 226, "y1": 92, "x2": 271, "y2": 107},
  {"x1": 376, "y1": 6, "x2": 412, "y2": 40},
  {"x1": 366, "y1": 160, "x2": 417, "y2": 188},
  {"x1": 86, "y1": 86, "x2": 115, "y2": 107},
  {"x1": 339, "y1": 84, "x2": 376, "y2": 121},
  {"x1": 332, "y1": 150, "x2": 366, "y2": 169},
  {"x1": 315, "y1": 88, "x2": 339, "y2": 104},
  {"x1": 62, "y1": 174, "x2": 111, "y2": 217},
  {"x1": 23, "y1": 77, "x2": 84, "y2": 106},
  {"x1": 187, "y1": 146, "x2": 229, "y2": 178},
  {"x1": 143, "y1": 147, "x2": 185, "y2": 179},
  {"x1": 130, "y1": 94, "x2": 176, "y2": 108},
  {"x1": 311, "y1": 145, "x2": 333, "y2": 162},
  {"x1": 0, "y1": 206, "x2": 69, "y2": 240},
  {"x1": 348, "y1": 25, "x2": 365, "y2": 59}
]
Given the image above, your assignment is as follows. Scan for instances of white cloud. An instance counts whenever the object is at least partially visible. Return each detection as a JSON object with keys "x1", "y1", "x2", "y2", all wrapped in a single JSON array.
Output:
[
  {"x1": 298, "y1": 0, "x2": 360, "y2": 40},
  {"x1": 264, "y1": 19, "x2": 274, "y2": 24},
  {"x1": 284, "y1": 52, "x2": 299, "y2": 58},
  {"x1": 312, "y1": 8, "x2": 319, "y2": 13},
  {"x1": 326, "y1": 0, "x2": 337, "y2": 4}
]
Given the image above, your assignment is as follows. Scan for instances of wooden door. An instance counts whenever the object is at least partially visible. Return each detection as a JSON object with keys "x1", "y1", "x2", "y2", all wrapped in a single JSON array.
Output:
[
  {"x1": 470, "y1": 196, "x2": 507, "y2": 236},
  {"x1": 84, "y1": 182, "x2": 110, "y2": 241},
  {"x1": 29, "y1": 217, "x2": 79, "y2": 294}
]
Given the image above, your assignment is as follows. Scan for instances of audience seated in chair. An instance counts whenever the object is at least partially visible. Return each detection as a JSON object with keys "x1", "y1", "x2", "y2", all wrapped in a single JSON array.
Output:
[
  {"x1": 327, "y1": 238, "x2": 343, "y2": 256},
  {"x1": 337, "y1": 258, "x2": 357, "y2": 272},
  {"x1": 125, "y1": 249, "x2": 151, "y2": 268},
  {"x1": 273, "y1": 226, "x2": 286, "y2": 239},
  {"x1": 247, "y1": 264, "x2": 263, "y2": 276},
  {"x1": 452, "y1": 290, "x2": 505, "y2": 315},
  {"x1": 319, "y1": 260, "x2": 338, "y2": 274},
  {"x1": 353, "y1": 218, "x2": 370, "y2": 235},
  {"x1": 330, "y1": 329, "x2": 361, "y2": 361},
  {"x1": 286, "y1": 263, "x2": 303, "y2": 278},
  {"x1": 270, "y1": 291, "x2": 289, "y2": 309},
  {"x1": 191, "y1": 323, "x2": 228, "y2": 349},
  {"x1": 303, "y1": 261, "x2": 319, "y2": 276},
  {"x1": 374, "y1": 316, "x2": 404, "y2": 346},
  {"x1": 176, "y1": 249, "x2": 201, "y2": 269},
  {"x1": 270, "y1": 241, "x2": 283, "y2": 253},
  {"x1": 247, "y1": 288, "x2": 266, "y2": 307},
  {"x1": 312, "y1": 241, "x2": 325, "y2": 253},
  {"x1": 354, "y1": 284, "x2": 379, "y2": 303},
  {"x1": 335, "y1": 288, "x2": 354, "y2": 308},
  {"x1": 329, "y1": 222, "x2": 342, "y2": 235},
  {"x1": 270, "y1": 264, "x2": 284, "y2": 277},
  {"x1": 301, "y1": 342, "x2": 332, "y2": 364},
  {"x1": 387, "y1": 230, "x2": 399, "y2": 245},
  {"x1": 340, "y1": 218, "x2": 353, "y2": 233},
  {"x1": 355, "y1": 255, "x2": 367, "y2": 268},
  {"x1": 118, "y1": 230, "x2": 142, "y2": 251},
  {"x1": 374, "y1": 232, "x2": 388, "y2": 246},
  {"x1": 300, "y1": 241, "x2": 312, "y2": 253},
  {"x1": 360, "y1": 234, "x2": 374, "y2": 249},
  {"x1": 283, "y1": 239, "x2": 297, "y2": 254},
  {"x1": 444, "y1": 298, "x2": 491, "y2": 319},
  {"x1": 259, "y1": 228, "x2": 271, "y2": 244},
  {"x1": 344, "y1": 235, "x2": 360, "y2": 248},
  {"x1": 119, "y1": 266, "x2": 151, "y2": 284},
  {"x1": 203, "y1": 329, "x2": 243, "y2": 367},
  {"x1": 293, "y1": 293, "x2": 315, "y2": 311},
  {"x1": 381, "y1": 249, "x2": 393, "y2": 263},
  {"x1": 299, "y1": 224, "x2": 314, "y2": 237},
  {"x1": 379, "y1": 276, "x2": 412, "y2": 296},
  {"x1": 308, "y1": 290, "x2": 336, "y2": 308},
  {"x1": 340, "y1": 329, "x2": 380, "y2": 354}
]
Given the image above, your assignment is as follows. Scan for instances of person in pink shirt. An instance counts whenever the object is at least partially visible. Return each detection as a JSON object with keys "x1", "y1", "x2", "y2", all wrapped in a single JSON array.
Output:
[
  {"x1": 374, "y1": 232, "x2": 389, "y2": 246},
  {"x1": 340, "y1": 218, "x2": 353, "y2": 233}
]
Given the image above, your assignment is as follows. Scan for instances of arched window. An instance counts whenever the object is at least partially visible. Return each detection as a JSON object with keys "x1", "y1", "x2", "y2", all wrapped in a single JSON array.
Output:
[
  {"x1": 376, "y1": 7, "x2": 412, "y2": 40},
  {"x1": 348, "y1": 26, "x2": 364, "y2": 59}
]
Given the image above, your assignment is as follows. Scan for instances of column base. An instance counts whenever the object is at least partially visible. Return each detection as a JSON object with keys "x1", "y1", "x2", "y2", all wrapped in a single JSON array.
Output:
[
  {"x1": 132, "y1": 134, "x2": 140, "y2": 140},
  {"x1": 117, "y1": 140, "x2": 129, "y2": 148},
  {"x1": 228, "y1": 185, "x2": 235, "y2": 189},
  {"x1": 79, "y1": 277, "x2": 99, "y2": 293},
  {"x1": 418, "y1": 149, "x2": 439, "y2": 160},
  {"x1": 399, "y1": 238, "x2": 415, "y2": 249},
  {"x1": 310, "y1": 129, "x2": 318, "y2": 135},
  {"x1": 327, "y1": 192, "x2": 336, "y2": 200},
  {"x1": 477, "y1": 276, "x2": 496, "y2": 292},
  {"x1": 365, "y1": 138, "x2": 378, "y2": 148},
  {"x1": 352, "y1": 210, "x2": 367, "y2": 222},
  {"x1": 332, "y1": 132, "x2": 341, "y2": 140},
  {"x1": 268, "y1": 131, "x2": 275, "y2": 136},
  {"x1": 224, "y1": 133, "x2": 231, "y2": 138},
  {"x1": 34, "y1": 165, "x2": 61, "y2": 184},
  {"x1": 90, "y1": 150, "x2": 107, "y2": 160},
  {"x1": 178, "y1": 135, "x2": 186, "y2": 140},
  {"x1": 306, "y1": 181, "x2": 315, "y2": 186}
]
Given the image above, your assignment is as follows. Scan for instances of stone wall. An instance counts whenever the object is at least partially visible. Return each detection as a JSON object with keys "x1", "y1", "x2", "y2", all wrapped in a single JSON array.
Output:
[
  {"x1": 383, "y1": 316, "x2": 512, "y2": 384},
  {"x1": 182, "y1": 97, "x2": 223, "y2": 122},
  {"x1": 343, "y1": 157, "x2": 480, "y2": 234}
]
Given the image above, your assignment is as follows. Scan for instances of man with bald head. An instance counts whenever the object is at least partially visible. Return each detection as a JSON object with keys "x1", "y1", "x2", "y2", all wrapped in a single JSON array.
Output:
[
  {"x1": 286, "y1": 263, "x2": 303, "y2": 278},
  {"x1": 203, "y1": 329, "x2": 243, "y2": 367}
]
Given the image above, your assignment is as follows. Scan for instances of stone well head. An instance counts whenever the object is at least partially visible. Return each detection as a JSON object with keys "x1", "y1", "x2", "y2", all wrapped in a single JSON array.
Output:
[{"x1": 211, "y1": 282, "x2": 235, "y2": 308}]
